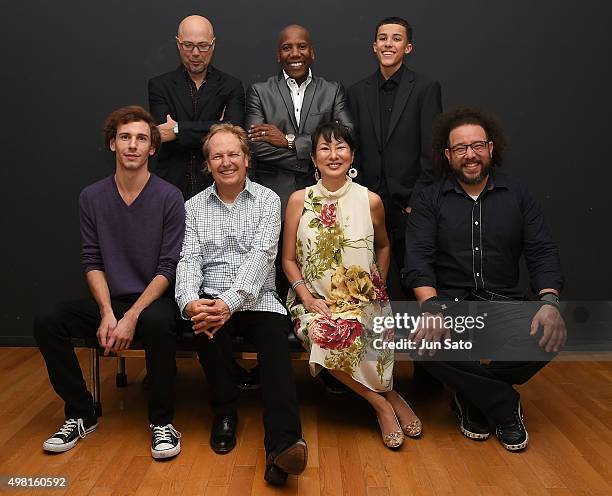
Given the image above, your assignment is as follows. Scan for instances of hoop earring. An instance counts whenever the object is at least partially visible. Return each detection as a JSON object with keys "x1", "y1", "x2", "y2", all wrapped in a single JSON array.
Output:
[
  {"x1": 348, "y1": 167, "x2": 358, "y2": 179},
  {"x1": 315, "y1": 168, "x2": 320, "y2": 181}
]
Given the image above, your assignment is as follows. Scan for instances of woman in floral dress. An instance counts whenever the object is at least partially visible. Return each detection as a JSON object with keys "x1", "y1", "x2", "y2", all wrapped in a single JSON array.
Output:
[{"x1": 282, "y1": 122, "x2": 421, "y2": 449}]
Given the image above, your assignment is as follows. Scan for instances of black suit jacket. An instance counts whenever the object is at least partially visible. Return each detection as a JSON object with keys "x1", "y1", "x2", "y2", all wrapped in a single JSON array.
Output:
[
  {"x1": 148, "y1": 65, "x2": 245, "y2": 197},
  {"x1": 245, "y1": 72, "x2": 353, "y2": 214},
  {"x1": 348, "y1": 66, "x2": 441, "y2": 212}
]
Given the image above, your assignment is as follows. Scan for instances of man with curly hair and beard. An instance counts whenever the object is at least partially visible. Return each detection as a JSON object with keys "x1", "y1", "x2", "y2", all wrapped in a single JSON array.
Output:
[{"x1": 403, "y1": 107, "x2": 566, "y2": 452}]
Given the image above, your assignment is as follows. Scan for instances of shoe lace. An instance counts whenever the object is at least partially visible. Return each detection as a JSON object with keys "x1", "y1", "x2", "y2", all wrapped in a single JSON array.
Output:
[
  {"x1": 151, "y1": 424, "x2": 181, "y2": 444},
  {"x1": 57, "y1": 419, "x2": 86, "y2": 439}
]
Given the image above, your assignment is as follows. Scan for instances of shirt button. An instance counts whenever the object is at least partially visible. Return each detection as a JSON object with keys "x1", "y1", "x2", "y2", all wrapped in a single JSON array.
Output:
[
  {"x1": 454, "y1": 298, "x2": 459, "y2": 302},
  {"x1": 475, "y1": 221, "x2": 479, "y2": 225},
  {"x1": 475, "y1": 247, "x2": 479, "y2": 251},
  {"x1": 476, "y1": 272, "x2": 480, "y2": 276}
]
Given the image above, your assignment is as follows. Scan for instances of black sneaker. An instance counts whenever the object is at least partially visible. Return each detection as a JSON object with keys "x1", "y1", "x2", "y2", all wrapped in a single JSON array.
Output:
[
  {"x1": 150, "y1": 424, "x2": 181, "y2": 459},
  {"x1": 43, "y1": 418, "x2": 98, "y2": 453},
  {"x1": 495, "y1": 402, "x2": 529, "y2": 451},
  {"x1": 451, "y1": 394, "x2": 490, "y2": 440}
]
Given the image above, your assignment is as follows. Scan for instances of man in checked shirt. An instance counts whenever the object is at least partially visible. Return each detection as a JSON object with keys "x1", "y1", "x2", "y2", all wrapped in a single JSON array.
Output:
[{"x1": 175, "y1": 123, "x2": 306, "y2": 485}]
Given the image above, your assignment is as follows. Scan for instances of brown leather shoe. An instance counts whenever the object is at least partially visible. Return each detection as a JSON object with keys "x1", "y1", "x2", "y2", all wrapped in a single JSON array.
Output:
[{"x1": 269, "y1": 438, "x2": 308, "y2": 475}]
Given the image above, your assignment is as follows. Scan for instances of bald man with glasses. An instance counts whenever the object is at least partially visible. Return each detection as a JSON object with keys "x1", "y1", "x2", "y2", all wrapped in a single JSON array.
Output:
[{"x1": 148, "y1": 14, "x2": 245, "y2": 200}]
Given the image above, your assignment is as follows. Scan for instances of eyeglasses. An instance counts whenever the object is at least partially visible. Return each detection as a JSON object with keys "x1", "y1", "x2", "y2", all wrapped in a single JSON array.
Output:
[
  {"x1": 176, "y1": 37, "x2": 215, "y2": 52},
  {"x1": 448, "y1": 140, "x2": 491, "y2": 156}
]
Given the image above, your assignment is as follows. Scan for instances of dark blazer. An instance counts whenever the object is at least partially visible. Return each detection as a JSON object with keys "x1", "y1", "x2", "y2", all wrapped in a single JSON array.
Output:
[
  {"x1": 148, "y1": 65, "x2": 245, "y2": 196},
  {"x1": 245, "y1": 72, "x2": 353, "y2": 214},
  {"x1": 348, "y1": 66, "x2": 442, "y2": 212}
]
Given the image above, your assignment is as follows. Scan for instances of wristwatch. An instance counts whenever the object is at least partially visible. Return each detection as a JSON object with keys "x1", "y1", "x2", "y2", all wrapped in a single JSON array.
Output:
[
  {"x1": 173, "y1": 122, "x2": 179, "y2": 135},
  {"x1": 285, "y1": 133, "x2": 295, "y2": 149}
]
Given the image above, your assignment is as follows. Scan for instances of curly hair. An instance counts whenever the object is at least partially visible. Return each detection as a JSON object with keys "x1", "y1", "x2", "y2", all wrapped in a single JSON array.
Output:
[
  {"x1": 431, "y1": 107, "x2": 507, "y2": 177},
  {"x1": 103, "y1": 105, "x2": 161, "y2": 151}
]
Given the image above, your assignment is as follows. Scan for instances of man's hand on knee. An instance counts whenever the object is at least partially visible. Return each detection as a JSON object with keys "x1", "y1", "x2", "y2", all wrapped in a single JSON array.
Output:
[
  {"x1": 97, "y1": 312, "x2": 117, "y2": 354},
  {"x1": 530, "y1": 305, "x2": 567, "y2": 353},
  {"x1": 107, "y1": 312, "x2": 138, "y2": 354}
]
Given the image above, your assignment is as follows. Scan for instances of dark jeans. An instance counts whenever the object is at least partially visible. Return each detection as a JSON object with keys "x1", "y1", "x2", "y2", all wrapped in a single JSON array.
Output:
[
  {"x1": 34, "y1": 296, "x2": 178, "y2": 426},
  {"x1": 417, "y1": 298, "x2": 556, "y2": 423},
  {"x1": 195, "y1": 310, "x2": 302, "y2": 455}
]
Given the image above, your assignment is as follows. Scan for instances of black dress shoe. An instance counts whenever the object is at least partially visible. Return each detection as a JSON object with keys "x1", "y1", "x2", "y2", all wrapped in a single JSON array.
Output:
[
  {"x1": 318, "y1": 369, "x2": 349, "y2": 395},
  {"x1": 264, "y1": 463, "x2": 288, "y2": 485},
  {"x1": 268, "y1": 438, "x2": 308, "y2": 475},
  {"x1": 237, "y1": 364, "x2": 261, "y2": 390},
  {"x1": 451, "y1": 393, "x2": 490, "y2": 440},
  {"x1": 495, "y1": 402, "x2": 529, "y2": 451},
  {"x1": 210, "y1": 414, "x2": 237, "y2": 454}
]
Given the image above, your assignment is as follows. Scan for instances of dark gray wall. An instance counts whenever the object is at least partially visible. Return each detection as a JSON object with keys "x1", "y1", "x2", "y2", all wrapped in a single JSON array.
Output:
[{"x1": 2, "y1": 1, "x2": 611, "y2": 343}]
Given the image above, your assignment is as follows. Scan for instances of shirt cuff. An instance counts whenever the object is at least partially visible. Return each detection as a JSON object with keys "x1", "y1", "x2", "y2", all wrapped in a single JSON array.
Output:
[
  {"x1": 218, "y1": 289, "x2": 242, "y2": 314},
  {"x1": 177, "y1": 293, "x2": 200, "y2": 320}
]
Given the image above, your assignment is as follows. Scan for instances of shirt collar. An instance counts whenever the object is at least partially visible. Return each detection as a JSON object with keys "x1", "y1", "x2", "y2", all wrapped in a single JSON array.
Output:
[
  {"x1": 442, "y1": 169, "x2": 508, "y2": 195},
  {"x1": 204, "y1": 177, "x2": 255, "y2": 203},
  {"x1": 283, "y1": 68, "x2": 313, "y2": 86},
  {"x1": 377, "y1": 64, "x2": 405, "y2": 90}
]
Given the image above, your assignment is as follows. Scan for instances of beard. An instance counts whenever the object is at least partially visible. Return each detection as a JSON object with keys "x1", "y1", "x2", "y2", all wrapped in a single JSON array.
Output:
[{"x1": 451, "y1": 158, "x2": 492, "y2": 185}]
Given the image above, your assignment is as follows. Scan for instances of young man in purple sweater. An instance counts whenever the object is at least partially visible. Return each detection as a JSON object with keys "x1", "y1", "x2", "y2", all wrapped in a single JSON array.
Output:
[{"x1": 34, "y1": 106, "x2": 185, "y2": 459}]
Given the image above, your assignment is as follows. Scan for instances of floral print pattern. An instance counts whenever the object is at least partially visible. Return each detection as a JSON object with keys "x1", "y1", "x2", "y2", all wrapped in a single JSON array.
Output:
[{"x1": 288, "y1": 179, "x2": 395, "y2": 391}]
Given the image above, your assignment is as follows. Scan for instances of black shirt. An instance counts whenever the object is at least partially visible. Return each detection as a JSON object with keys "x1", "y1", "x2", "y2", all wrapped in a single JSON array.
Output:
[
  {"x1": 403, "y1": 170, "x2": 563, "y2": 300},
  {"x1": 377, "y1": 65, "x2": 404, "y2": 143}
]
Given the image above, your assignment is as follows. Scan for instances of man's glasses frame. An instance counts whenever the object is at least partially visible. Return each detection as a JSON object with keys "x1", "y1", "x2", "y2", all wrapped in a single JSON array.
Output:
[
  {"x1": 175, "y1": 37, "x2": 215, "y2": 53},
  {"x1": 447, "y1": 140, "x2": 492, "y2": 156}
]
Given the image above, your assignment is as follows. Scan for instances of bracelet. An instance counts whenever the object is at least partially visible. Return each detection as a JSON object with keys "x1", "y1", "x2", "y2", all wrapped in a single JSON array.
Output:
[
  {"x1": 420, "y1": 296, "x2": 448, "y2": 315},
  {"x1": 539, "y1": 292, "x2": 560, "y2": 310},
  {"x1": 291, "y1": 279, "x2": 305, "y2": 290}
]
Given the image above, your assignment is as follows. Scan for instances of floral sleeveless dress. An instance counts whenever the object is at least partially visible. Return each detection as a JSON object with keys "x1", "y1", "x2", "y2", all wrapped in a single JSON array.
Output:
[{"x1": 287, "y1": 178, "x2": 395, "y2": 391}]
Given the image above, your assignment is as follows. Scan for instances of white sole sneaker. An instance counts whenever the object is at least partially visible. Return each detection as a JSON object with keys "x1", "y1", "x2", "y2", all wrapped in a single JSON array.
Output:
[
  {"x1": 43, "y1": 423, "x2": 98, "y2": 453},
  {"x1": 151, "y1": 440, "x2": 181, "y2": 459}
]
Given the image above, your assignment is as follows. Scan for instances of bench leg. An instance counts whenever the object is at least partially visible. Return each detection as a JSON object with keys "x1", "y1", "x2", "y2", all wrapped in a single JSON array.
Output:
[
  {"x1": 116, "y1": 357, "x2": 127, "y2": 387},
  {"x1": 90, "y1": 348, "x2": 102, "y2": 417}
]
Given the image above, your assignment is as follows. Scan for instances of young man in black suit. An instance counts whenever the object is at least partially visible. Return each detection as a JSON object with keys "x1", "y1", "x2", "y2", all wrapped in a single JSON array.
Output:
[
  {"x1": 348, "y1": 17, "x2": 442, "y2": 301},
  {"x1": 148, "y1": 15, "x2": 245, "y2": 200}
]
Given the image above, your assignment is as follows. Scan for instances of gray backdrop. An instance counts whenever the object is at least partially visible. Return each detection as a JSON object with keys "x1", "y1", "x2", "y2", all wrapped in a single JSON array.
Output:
[{"x1": 2, "y1": 0, "x2": 611, "y2": 344}]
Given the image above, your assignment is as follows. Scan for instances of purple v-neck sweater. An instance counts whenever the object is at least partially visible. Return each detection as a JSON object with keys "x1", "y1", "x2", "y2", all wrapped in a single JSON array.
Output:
[{"x1": 79, "y1": 174, "x2": 185, "y2": 297}]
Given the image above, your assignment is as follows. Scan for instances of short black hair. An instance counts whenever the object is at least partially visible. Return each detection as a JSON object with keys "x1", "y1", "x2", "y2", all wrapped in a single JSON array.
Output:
[
  {"x1": 375, "y1": 17, "x2": 412, "y2": 42},
  {"x1": 311, "y1": 121, "x2": 356, "y2": 153},
  {"x1": 431, "y1": 107, "x2": 507, "y2": 176}
]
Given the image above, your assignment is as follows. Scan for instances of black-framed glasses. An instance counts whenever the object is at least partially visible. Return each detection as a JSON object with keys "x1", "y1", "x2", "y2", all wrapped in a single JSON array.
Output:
[
  {"x1": 448, "y1": 140, "x2": 491, "y2": 156},
  {"x1": 176, "y1": 37, "x2": 215, "y2": 52}
]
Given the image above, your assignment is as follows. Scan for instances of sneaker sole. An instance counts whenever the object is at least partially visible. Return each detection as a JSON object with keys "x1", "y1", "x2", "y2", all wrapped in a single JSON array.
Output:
[
  {"x1": 152, "y1": 440, "x2": 181, "y2": 459},
  {"x1": 273, "y1": 440, "x2": 308, "y2": 475},
  {"x1": 43, "y1": 423, "x2": 98, "y2": 453},
  {"x1": 452, "y1": 397, "x2": 490, "y2": 440},
  {"x1": 500, "y1": 432, "x2": 529, "y2": 451}
]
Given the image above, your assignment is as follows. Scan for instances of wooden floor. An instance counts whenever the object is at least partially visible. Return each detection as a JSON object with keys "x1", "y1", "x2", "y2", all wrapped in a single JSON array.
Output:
[{"x1": 1, "y1": 349, "x2": 612, "y2": 495}]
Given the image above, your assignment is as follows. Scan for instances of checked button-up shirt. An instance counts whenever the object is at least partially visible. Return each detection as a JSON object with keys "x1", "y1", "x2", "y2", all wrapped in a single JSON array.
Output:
[{"x1": 175, "y1": 178, "x2": 286, "y2": 316}]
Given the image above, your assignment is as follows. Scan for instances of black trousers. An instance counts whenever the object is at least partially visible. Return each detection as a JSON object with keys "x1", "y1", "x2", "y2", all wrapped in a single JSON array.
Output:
[
  {"x1": 195, "y1": 310, "x2": 302, "y2": 455},
  {"x1": 418, "y1": 299, "x2": 557, "y2": 423},
  {"x1": 34, "y1": 296, "x2": 178, "y2": 426}
]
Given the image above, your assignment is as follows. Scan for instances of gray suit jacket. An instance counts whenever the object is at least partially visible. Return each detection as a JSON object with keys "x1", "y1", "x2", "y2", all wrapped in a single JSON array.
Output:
[{"x1": 245, "y1": 72, "x2": 353, "y2": 215}]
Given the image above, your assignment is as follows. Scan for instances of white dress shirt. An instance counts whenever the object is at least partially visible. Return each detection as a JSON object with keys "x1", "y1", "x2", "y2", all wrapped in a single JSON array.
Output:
[{"x1": 283, "y1": 69, "x2": 313, "y2": 125}]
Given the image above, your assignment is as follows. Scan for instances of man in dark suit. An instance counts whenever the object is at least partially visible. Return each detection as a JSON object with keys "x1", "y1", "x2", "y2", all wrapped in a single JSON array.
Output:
[
  {"x1": 148, "y1": 15, "x2": 245, "y2": 200},
  {"x1": 246, "y1": 24, "x2": 353, "y2": 217},
  {"x1": 348, "y1": 16, "x2": 442, "y2": 300}
]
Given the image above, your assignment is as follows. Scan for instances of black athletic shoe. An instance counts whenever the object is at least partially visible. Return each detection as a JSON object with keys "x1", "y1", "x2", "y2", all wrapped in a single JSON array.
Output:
[
  {"x1": 150, "y1": 423, "x2": 182, "y2": 459},
  {"x1": 451, "y1": 394, "x2": 490, "y2": 440},
  {"x1": 43, "y1": 418, "x2": 98, "y2": 453},
  {"x1": 495, "y1": 402, "x2": 529, "y2": 451}
]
